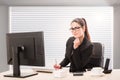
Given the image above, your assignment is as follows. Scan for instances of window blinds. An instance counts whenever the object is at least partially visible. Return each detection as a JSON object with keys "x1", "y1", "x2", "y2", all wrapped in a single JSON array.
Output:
[{"x1": 9, "y1": 6, "x2": 113, "y2": 68}]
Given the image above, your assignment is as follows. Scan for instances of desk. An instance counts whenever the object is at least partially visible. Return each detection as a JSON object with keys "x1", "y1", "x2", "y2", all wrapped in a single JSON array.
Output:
[{"x1": 0, "y1": 69, "x2": 120, "y2": 80}]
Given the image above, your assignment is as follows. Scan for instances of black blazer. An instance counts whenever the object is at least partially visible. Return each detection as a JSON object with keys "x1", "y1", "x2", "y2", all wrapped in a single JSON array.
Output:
[{"x1": 60, "y1": 36, "x2": 93, "y2": 72}]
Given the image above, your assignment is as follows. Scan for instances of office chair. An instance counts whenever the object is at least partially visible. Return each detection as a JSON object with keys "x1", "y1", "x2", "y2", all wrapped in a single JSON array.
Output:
[{"x1": 86, "y1": 42, "x2": 104, "y2": 69}]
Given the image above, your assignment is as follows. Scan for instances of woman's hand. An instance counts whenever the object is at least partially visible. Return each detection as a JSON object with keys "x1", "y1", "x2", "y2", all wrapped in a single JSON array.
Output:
[
  {"x1": 73, "y1": 38, "x2": 81, "y2": 49},
  {"x1": 54, "y1": 64, "x2": 61, "y2": 70}
]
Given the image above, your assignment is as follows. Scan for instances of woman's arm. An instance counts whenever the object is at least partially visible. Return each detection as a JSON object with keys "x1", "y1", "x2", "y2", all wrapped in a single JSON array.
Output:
[
  {"x1": 59, "y1": 37, "x2": 74, "y2": 68},
  {"x1": 82, "y1": 44, "x2": 93, "y2": 67}
]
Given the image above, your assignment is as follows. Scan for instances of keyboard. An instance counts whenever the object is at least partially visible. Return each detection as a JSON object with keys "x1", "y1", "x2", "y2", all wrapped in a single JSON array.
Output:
[{"x1": 33, "y1": 68, "x2": 54, "y2": 73}]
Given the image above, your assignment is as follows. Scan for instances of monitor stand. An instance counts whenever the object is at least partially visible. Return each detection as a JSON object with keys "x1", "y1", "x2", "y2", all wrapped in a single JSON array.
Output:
[
  {"x1": 4, "y1": 72, "x2": 38, "y2": 78},
  {"x1": 4, "y1": 46, "x2": 38, "y2": 78}
]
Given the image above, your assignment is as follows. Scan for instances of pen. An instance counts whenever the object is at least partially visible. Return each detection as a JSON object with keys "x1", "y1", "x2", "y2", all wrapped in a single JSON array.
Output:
[{"x1": 55, "y1": 59, "x2": 57, "y2": 65}]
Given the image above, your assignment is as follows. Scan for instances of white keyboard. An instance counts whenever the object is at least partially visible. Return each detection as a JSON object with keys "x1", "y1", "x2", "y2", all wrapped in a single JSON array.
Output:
[{"x1": 33, "y1": 68, "x2": 54, "y2": 73}]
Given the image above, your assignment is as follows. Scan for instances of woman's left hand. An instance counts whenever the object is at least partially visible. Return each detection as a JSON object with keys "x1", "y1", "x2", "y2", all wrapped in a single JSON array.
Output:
[{"x1": 73, "y1": 38, "x2": 81, "y2": 49}]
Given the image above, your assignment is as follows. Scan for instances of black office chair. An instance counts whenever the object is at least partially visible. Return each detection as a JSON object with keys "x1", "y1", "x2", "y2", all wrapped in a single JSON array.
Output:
[{"x1": 86, "y1": 42, "x2": 104, "y2": 69}]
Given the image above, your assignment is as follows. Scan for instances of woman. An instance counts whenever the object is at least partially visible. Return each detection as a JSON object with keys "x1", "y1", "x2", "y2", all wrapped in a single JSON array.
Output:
[{"x1": 54, "y1": 18, "x2": 93, "y2": 72}]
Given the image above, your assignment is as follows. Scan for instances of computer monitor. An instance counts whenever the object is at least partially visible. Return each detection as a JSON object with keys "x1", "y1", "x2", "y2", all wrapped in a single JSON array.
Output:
[{"x1": 4, "y1": 31, "x2": 45, "y2": 78}]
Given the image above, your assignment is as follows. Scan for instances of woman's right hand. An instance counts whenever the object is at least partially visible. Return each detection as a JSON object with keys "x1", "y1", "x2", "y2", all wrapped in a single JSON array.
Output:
[{"x1": 54, "y1": 64, "x2": 61, "y2": 70}]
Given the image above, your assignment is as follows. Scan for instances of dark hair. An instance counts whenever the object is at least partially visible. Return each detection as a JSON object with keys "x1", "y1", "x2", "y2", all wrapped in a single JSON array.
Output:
[{"x1": 71, "y1": 18, "x2": 91, "y2": 41}]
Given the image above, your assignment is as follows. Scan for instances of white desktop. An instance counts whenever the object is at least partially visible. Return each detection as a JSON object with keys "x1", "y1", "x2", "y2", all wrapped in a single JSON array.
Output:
[{"x1": 0, "y1": 68, "x2": 120, "y2": 80}]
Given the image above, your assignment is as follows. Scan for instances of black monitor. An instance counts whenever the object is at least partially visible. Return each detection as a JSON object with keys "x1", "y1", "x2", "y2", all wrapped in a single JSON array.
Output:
[{"x1": 4, "y1": 31, "x2": 45, "y2": 78}]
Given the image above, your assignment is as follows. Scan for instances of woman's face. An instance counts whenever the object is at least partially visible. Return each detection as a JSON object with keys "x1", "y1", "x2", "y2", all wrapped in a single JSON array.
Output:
[{"x1": 70, "y1": 22, "x2": 85, "y2": 38}]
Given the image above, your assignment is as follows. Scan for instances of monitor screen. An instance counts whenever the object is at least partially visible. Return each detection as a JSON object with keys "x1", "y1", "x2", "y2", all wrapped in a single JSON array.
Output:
[{"x1": 4, "y1": 31, "x2": 45, "y2": 78}]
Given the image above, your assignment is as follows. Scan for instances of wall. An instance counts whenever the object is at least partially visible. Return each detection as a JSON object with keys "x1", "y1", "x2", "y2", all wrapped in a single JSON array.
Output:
[
  {"x1": 0, "y1": 5, "x2": 120, "y2": 72},
  {"x1": 10, "y1": 7, "x2": 113, "y2": 68},
  {"x1": 0, "y1": 6, "x2": 9, "y2": 72},
  {"x1": 113, "y1": 5, "x2": 120, "y2": 69}
]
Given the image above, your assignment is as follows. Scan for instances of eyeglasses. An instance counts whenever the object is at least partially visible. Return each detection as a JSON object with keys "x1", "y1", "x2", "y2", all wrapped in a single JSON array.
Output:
[{"x1": 70, "y1": 27, "x2": 81, "y2": 31}]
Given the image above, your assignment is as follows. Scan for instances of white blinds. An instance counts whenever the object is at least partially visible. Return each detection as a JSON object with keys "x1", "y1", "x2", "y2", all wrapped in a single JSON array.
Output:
[{"x1": 9, "y1": 6, "x2": 113, "y2": 68}]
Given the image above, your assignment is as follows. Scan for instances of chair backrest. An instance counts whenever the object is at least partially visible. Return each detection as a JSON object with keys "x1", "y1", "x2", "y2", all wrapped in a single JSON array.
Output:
[{"x1": 87, "y1": 42, "x2": 104, "y2": 68}]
